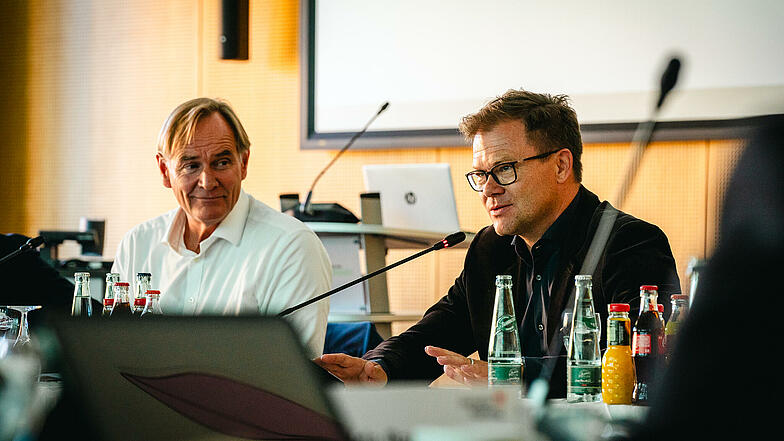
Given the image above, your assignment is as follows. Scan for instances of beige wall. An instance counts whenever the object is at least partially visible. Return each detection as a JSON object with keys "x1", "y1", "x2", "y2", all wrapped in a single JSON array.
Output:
[{"x1": 2, "y1": 1, "x2": 742, "y2": 334}]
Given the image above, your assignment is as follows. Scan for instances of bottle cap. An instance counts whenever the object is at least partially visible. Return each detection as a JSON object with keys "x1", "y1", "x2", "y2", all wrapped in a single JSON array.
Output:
[
  {"x1": 134, "y1": 298, "x2": 146, "y2": 306},
  {"x1": 640, "y1": 285, "x2": 658, "y2": 290},
  {"x1": 145, "y1": 290, "x2": 161, "y2": 295},
  {"x1": 671, "y1": 294, "x2": 689, "y2": 300},
  {"x1": 115, "y1": 282, "x2": 130, "y2": 287},
  {"x1": 608, "y1": 303, "x2": 630, "y2": 312},
  {"x1": 657, "y1": 304, "x2": 664, "y2": 312},
  {"x1": 103, "y1": 298, "x2": 114, "y2": 306}
]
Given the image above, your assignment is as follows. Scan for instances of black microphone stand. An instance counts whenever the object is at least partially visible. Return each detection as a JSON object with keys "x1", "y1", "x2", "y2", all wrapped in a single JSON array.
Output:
[
  {"x1": 0, "y1": 236, "x2": 45, "y2": 267},
  {"x1": 296, "y1": 102, "x2": 390, "y2": 222}
]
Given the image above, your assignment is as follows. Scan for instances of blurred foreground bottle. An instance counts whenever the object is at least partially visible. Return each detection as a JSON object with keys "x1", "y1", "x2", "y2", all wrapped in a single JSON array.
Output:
[
  {"x1": 602, "y1": 303, "x2": 635, "y2": 404},
  {"x1": 71, "y1": 272, "x2": 93, "y2": 317},
  {"x1": 686, "y1": 257, "x2": 706, "y2": 307},
  {"x1": 140, "y1": 290, "x2": 161, "y2": 318},
  {"x1": 110, "y1": 282, "x2": 132, "y2": 317},
  {"x1": 567, "y1": 275, "x2": 602, "y2": 403},
  {"x1": 133, "y1": 273, "x2": 152, "y2": 314},
  {"x1": 487, "y1": 275, "x2": 523, "y2": 387},
  {"x1": 632, "y1": 285, "x2": 664, "y2": 404},
  {"x1": 664, "y1": 294, "x2": 690, "y2": 361}
]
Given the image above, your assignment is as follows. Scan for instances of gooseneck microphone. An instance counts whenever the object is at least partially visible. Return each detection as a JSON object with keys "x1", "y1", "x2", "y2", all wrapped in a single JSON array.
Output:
[
  {"x1": 528, "y1": 56, "x2": 684, "y2": 427},
  {"x1": 301, "y1": 102, "x2": 390, "y2": 216},
  {"x1": 0, "y1": 236, "x2": 45, "y2": 266},
  {"x1": 614, "y1": 56, "x2": 682, "y2": 209},
  {"x1": 277, "y1": 231, "x2": 465, "y2": 317}
]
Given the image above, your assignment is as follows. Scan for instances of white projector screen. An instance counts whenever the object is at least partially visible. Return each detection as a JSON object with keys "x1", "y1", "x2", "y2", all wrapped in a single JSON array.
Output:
[{"x1": 301, "y1": 0, "x2": 784, "y2": 149}]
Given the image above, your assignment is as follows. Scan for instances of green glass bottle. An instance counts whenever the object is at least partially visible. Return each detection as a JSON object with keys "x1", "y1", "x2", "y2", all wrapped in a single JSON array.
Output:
[
  {"x1": 487, "y1": 275, "x2": 523, "y2": 386},
  {"x1": 567, "y1": 275, "x2": 602, "y2": 403}
]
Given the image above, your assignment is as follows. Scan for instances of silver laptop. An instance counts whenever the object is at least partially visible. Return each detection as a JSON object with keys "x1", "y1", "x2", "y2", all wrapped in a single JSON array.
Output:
[
  {"x1": 52, "y1": 315, "x2": 348, "y2": 441},
  {"x1": 362, "y1": 163, "x2": 461, "y2": 233}
]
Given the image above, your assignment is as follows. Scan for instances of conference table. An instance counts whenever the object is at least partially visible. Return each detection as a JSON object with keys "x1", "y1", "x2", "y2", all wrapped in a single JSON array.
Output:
[{"x1": 19, "y1": 374, "x2": 647, "y2": 441}]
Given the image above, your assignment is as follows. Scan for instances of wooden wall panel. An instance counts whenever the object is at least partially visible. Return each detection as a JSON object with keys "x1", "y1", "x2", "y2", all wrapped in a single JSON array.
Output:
[
  {"x1": 0, "y1": 1, "x2": 29, "y2": 234},
  {"x1": 24, "y1": 0, "x2": 200, "y2": 258}
]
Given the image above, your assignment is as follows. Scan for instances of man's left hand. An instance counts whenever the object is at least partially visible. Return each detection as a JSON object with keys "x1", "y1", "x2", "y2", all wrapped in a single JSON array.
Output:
[{"x1": 424, "y1": 345, "x2": 487, "y2": 387}]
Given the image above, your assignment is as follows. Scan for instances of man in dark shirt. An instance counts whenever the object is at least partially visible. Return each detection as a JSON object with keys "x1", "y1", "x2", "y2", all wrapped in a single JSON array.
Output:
[{"x1": 315, "y1": 90, "x2": 680, "y2": 396}]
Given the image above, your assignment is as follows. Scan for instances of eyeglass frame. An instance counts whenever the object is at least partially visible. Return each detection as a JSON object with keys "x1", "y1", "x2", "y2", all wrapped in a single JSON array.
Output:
[{"x1": 464, "y1": 148, "x2": 564, "y2": 192}]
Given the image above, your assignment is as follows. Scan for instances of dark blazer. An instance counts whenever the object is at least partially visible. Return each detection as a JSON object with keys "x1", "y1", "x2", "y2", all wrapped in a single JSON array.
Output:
[{"x1": 363, "y1": 186, "x2": 680, "y2": 397}]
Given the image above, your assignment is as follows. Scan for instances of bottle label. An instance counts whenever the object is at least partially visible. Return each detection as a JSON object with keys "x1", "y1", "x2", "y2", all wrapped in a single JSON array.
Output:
[
  {"x1": 608, "y1": 319, "x2": 630, "y2": 346},
  {"x1": 633, "y1": 334, "x2": 651, "y2": 355},
  {"x1": 488, "y1": 363, "x2": 522, "y2": 385},
  {"x1": 496, "y1": 314, "x2": 516, "y2": 332},
  {"x1": 568, "y1": 365, "x2": 601, "y2": 393}
]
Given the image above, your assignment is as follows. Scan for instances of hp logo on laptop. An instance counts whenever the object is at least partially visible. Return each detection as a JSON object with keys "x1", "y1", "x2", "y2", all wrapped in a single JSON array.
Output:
[{"x1": 404, "y1": 192, "x2": 417, "y2": 205}]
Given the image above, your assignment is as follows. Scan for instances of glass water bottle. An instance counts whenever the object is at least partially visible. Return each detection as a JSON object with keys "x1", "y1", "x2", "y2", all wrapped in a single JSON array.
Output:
[
  {"x1": 487, "y1": 275, "x2": 523, "y2": 386},
  {"x1": 567, "y1": 275, "x2": 602, "y2": 403},
  {"x1": 71, "y1": 272, "x2": 93, "y2": 317}
]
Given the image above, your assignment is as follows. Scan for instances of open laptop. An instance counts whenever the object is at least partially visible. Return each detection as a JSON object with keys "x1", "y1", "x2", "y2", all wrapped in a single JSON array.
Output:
[
  {"x1": 51, "y1": 315, "x2": 349, "y2": 441},
  {"x1": 362, "y1": 163, "x2": 461, "y2": 233}
]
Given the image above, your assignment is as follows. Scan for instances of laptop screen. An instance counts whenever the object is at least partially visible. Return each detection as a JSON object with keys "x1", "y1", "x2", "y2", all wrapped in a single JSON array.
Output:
[
  {"x1": 52, "y1": 315, "x2": 349, "y2": 441},
  {"x1": 362, "y1": 163, "x2": 461, "y2": 233}
]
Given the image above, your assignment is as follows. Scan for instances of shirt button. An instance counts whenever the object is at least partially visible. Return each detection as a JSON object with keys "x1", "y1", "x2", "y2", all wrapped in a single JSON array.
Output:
[
  {"x1": 535, "y1": 274, "x2": 542, "y2": 281},
  {"x1": 537, "y1": 324, "x2": 544, "y2": 331},
  {"x1": 188, "y1": 297, "x2": 195, "y2": 303}
]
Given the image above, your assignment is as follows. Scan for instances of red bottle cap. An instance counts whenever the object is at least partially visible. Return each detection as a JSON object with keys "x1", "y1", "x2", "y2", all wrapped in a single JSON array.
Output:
[
  {"x1": 145, "y1": 290, "x2": 161, "y2": 295},
  {"x1": 134, "y1": 298, "x2": 146, "y2": 306},
  {"x1": 608, "y1": 303, "x2": 630, "y2": 312},
  {"x1": 672, "y1": 294, "x2": 689, "y2": 300},
  {"x1": 657, "y1": 304, "x2": 664, "y2": 312},
  {"x1": 103, "y1": 298, "x2": 114, "y2": 306},
  {"x1": 640, "y1": 285, "x2": 658, "y2": 291}
]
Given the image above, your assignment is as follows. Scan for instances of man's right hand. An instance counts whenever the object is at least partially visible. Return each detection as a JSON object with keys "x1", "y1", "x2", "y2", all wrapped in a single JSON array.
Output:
[{"x1": 313, "y1": 353, "x2": 388, "y2": 386}]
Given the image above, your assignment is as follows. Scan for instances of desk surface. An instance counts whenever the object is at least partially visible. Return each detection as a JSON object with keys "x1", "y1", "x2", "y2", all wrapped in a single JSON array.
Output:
[
  {"x1": 328, "y1": 383, "x2": 648, "y2": 441},
  {"x1": 305, "y1": 222, "x2": 475, "y2": 249}
]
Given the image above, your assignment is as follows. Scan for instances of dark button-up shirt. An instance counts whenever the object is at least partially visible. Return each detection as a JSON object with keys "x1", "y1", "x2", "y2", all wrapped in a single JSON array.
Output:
[{"x1": 512, "y1": 189, "x2": 580, "y2": 367}]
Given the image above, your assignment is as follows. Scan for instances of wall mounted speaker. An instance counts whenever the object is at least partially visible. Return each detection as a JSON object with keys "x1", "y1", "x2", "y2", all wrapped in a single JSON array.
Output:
[{"x1": 220, "y1": 0, "x2": 249, "y2": 60}]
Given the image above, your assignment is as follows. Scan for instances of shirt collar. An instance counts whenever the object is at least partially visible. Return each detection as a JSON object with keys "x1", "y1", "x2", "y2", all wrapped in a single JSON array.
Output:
[
  {"x1": 161, "y1": 190, "x2": 250, "y2": 254},
  {"x1": 511, "y1": 188, "x2": 582, "y2": 261}
]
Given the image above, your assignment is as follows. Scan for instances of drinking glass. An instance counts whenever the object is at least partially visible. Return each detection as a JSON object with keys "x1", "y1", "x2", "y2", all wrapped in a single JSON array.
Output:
[
  {"x1": 560, "y1": 311, "x2": 602, "y2": 351},
  {"x1": 0, "y1": 307, "x2": 18, "y2": 358},
  {"x1": 6, "y1": 306, "x2": 41, "y2": 348}
]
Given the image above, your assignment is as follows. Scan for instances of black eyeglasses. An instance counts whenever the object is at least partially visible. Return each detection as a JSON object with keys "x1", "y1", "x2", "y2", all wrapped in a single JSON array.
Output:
[{"x1": 465, "y1": 149, "x2": 562, "y2": 192}]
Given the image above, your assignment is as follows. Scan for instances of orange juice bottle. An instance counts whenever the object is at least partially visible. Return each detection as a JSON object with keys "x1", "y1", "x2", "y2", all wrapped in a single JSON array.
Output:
[{"x1": 602, "y1": 303, "x2": 635, "y2": 404}]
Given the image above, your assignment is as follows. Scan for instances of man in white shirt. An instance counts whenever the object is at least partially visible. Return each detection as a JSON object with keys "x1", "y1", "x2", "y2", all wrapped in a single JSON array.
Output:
[{"x1": 111, "y1": 98, "x2": 332, "y2": 358}]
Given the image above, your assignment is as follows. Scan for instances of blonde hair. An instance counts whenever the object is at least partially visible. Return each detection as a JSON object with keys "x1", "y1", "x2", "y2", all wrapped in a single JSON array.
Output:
[{"x1": 156, "y1": 98, "x2": 250, "y2": 158}]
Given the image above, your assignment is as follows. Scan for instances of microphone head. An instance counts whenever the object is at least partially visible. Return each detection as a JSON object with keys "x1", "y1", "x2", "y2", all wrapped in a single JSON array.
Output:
[
  {"x1": 433, "y1": 231, "x2": 466, "y2": 250},
  {"x1": 657, "y1": 57, "x2": 682, "y2": 109},
  {"x1": 25, "y1": 236, "x2": 45, "y2": 249}
]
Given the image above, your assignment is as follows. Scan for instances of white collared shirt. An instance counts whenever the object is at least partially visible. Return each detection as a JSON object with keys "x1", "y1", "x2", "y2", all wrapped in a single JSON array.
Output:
[{"x1": 111, "y1": 190, "x2": 332, "y2": 357}]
